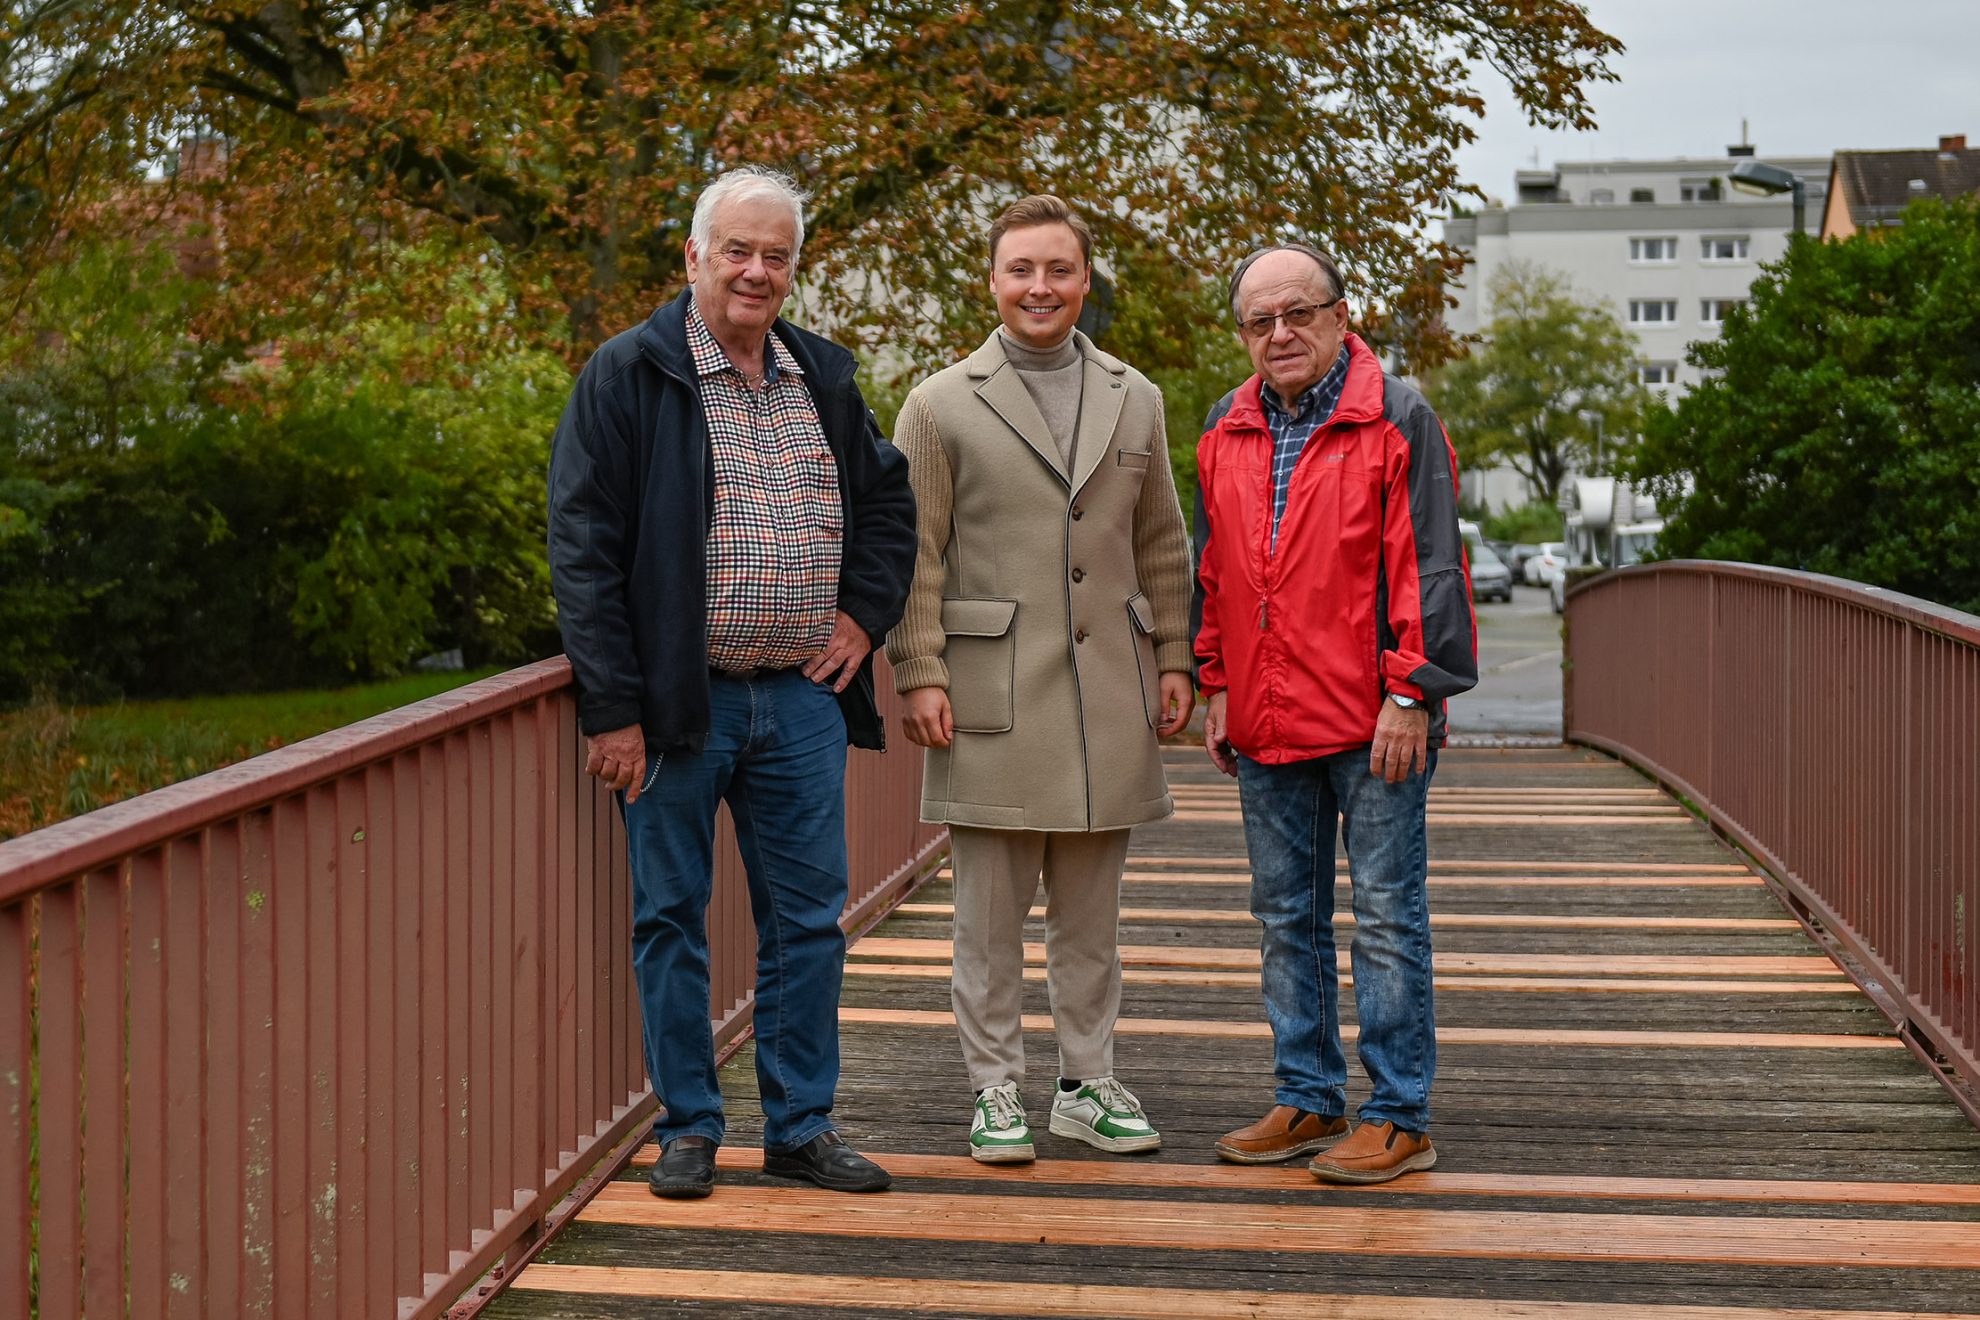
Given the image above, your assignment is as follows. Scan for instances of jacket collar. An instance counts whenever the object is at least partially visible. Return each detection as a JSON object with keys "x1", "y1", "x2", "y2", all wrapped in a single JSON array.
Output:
[
  {"x1": 1224, "y1": 332, "x2": 1384, "y2": 433},
  {"x1": 967, "y1": 328, "x2": 1130, "y2": 491},
  {"x1": 963, "y1": 327, "x2": 1128, "y2": 379},
  {"x1": 635, "y1": 288, "x2": 846, "y2": 385}
]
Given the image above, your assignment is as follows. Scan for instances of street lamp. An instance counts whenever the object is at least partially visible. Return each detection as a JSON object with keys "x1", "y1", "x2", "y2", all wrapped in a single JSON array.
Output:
[
  {"x1": 1576, "y1": 408, "x2": 1605, "y2": 473},
  {"x1": 1729, "y1": 159, "x2": 1807, "y2": 235}
]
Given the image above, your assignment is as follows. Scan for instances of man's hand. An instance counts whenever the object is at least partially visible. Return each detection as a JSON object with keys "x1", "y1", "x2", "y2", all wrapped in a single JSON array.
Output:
[
  {"x1": 585, "y1": 724, "x2": 647, "y2": 802},
  {"x1": 1370, "y1": 698, "x2": 1429, "y2": 783},
  {"x1": 1157, "y1": 672, "x2": 1195, "y2": 738},
  {"x1": 802, "y1": 610, "x2": 873, "y2": 693},
  {"x1": 901, "y1": 687, "x2": 954, "y2": 748},
  {"x1": 1203, "y1": 691, "x2": 1237, "y2": 778}
]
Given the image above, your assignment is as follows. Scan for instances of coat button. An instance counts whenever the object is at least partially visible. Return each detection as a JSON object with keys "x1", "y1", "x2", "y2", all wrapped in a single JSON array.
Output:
[
  {"x1": 1074, "y1": 629, "x2": 1088, "y2": 643},
  {"x1": 1071, "y1": 568, "x2": 1085, "y2": 583},
  {"x1": 1071, "y1": 506, "x2": 1084, "y2": 520}
]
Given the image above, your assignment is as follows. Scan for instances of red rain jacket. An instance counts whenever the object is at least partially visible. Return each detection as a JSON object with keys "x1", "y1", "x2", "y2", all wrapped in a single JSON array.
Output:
[{"x1": 1191, "y1": 334, "x2": 1478, "y2": 763}]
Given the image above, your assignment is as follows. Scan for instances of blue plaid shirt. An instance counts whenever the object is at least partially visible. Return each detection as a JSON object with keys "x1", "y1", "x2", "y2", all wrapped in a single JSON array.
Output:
[{"x1": 1261, "y1": 347, "x2": 1350, "y2": 549}]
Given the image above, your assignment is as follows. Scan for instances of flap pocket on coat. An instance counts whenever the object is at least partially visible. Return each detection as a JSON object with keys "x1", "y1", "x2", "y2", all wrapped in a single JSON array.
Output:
[
  {"x1": 941, "y1": 597, "x2": 1018, "y2": 733},
  {"x1": 940, "y1": 597, "x2": 1018, "y2": 637},
  {"x1": 1116, "y1": 449, "x2": 1153, "y2": 468},
  {"x1": 1126, "y1": 592, "x2": 1159, "y2": 728}
]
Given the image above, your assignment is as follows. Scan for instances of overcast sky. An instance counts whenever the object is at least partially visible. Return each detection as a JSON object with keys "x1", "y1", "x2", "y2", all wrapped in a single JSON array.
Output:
[{"x1": 1453, "y1": 0, "x2": 1980, "y2": 202}]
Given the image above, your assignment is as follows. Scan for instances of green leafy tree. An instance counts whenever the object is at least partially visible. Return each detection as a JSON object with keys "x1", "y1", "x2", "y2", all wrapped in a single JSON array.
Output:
[
  {"x1": 1629, "y1": 199, "x2": 1980, "y2": 613},
  {"x1": 2, "y1": 1, "x2": 1620, "y2": 371},
  {"x1": 1428, "y1": 260, "x2": 1648, "y2": 504},
  {"x1": 0, "y1": 236, "x2": 225, "y2": 456}
]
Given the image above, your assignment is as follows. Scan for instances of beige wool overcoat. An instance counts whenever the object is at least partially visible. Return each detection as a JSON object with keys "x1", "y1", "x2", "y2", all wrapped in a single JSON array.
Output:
[{"x1": 886, "y1": 330, "x2": 1194, "y2": 831}]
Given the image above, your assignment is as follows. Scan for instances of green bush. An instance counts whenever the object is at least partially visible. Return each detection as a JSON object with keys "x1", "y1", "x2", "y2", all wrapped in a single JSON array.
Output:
[{"x1": 1, "y1": 238, "x2": 569, "y2": 703}]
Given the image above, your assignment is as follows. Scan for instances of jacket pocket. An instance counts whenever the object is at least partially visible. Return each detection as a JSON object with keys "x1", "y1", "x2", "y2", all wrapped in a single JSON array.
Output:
[
  {"x1": 941, "y1": 597, "x2": 1019, "y2": 734},
  {"x1": 1127, "y1": 592, "x2": 1160, "y2": 729},
  {"x1": 1116, "y1": 449, "x2": 1153, "y2": 468}
]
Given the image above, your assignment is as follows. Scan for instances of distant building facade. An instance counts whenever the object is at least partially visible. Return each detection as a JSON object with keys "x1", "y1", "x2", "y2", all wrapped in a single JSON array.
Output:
[
  {"x1": 1822, "y1": 135, "x2": 1979, "y2": 239},
  {"x1": 1441, "y1": 146, "x2": 1829, "y2": 511}
]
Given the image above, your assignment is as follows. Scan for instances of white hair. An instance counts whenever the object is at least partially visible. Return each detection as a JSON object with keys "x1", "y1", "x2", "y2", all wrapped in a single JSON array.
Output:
[{"x1": 689, "y1": 166, "x2": 809, "y2": 264}]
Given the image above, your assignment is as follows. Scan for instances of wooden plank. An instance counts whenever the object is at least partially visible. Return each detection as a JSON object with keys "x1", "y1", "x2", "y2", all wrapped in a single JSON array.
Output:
[
  {"x1": 1124, "y1": 857, "x2": 1753, "y2": 872},
  {"x1": 508, "y1": 1264, "x2": 1980, "y2": 1319},
  {"x1": 847, "y1": 938, "x2": 1847, "y2": 977},
  {"x1": 624, "y1": 1147, "x2": 1980, "y2": 1207},
  {"x1": 1116, "y1": 873, "x2": 1765, "y2": 888},
  {"x1": 894, "y1": 903, "x2": 1801, "y2": 932},
  {"x1": 575, "y1": 1185, "x2": 1980, "y2": 1270},
  {"x1": 841, "y1": 964, "x2": 1864, "y2": 995},
  {"x1": 836, "y1": 1006, "x2": 1900, "y2": 1050},
  {"x1": 1164, "y1": 791, "x2": 1679, "y2": 799},
  {"x1": 1174, "y1": 812, "x2": 1697, "y2": 826}
]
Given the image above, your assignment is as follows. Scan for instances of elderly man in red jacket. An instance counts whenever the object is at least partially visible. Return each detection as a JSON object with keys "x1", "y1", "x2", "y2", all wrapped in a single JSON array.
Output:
[{"x1": 1191, "y1": 242, "x2": 1477, "y2": 1184}]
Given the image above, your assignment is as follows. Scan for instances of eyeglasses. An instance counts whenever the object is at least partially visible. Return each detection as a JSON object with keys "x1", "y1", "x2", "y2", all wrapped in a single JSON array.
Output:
[{"x1": 1237, "y1": 297, "x2": 1343, "y2": 341}]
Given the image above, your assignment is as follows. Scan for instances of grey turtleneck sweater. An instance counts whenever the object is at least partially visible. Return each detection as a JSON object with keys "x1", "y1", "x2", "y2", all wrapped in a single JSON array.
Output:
[{"x1": 999, "y1": 329, "x2": 1084, "y2": 470}]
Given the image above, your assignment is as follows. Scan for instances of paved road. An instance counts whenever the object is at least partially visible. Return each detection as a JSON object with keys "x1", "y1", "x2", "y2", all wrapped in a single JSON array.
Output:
[{"x1": 1447, "y1": 583, "x2": 1562, "y2": 740}]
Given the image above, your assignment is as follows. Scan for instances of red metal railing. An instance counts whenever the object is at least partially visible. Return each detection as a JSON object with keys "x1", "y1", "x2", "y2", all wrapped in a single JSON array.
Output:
[
  {"x1": 1566, "y1": 562, "x2": 1978, "y2": 1115},
  {"x1": 0, "y1": 657, "x2": 944, "y2": 1319}
]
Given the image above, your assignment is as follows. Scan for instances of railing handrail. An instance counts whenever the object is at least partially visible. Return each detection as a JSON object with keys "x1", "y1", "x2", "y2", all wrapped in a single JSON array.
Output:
[
  {"x1": 1566, "y1": 558, "x2": 1980, "y2": 646},
  {"x1": 0, "y1": 657, "x2": 574, "y2": 903}
]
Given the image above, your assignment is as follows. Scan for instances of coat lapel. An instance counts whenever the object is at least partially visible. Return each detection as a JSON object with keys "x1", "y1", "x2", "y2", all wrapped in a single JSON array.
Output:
[
  {"x1": 1068, "y1": 339, "x2": 1129, "y2": 498},
  {"x1": 975, "y1": 362, "x2": 1069, "y2": 483}
]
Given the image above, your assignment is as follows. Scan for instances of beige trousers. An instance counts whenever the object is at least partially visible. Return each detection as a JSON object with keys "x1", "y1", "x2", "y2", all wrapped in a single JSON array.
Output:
[{"x1": 948, "y1": 825, "x2": 1132, "y2": 1091}]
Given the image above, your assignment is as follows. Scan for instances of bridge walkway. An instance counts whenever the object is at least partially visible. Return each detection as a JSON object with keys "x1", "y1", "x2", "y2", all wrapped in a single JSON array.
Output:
[{"x1": 490, "y1": 745, "x2": 1980, "y2": 1318}]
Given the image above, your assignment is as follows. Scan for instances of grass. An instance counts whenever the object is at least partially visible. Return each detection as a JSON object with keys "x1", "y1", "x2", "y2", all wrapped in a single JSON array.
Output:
[{"x1": 0, "y1": 668, "x2": 502, "y2": 840}]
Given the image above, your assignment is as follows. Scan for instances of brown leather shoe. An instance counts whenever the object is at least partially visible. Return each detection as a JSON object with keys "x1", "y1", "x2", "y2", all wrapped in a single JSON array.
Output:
[
  {"x1": 1214, "y1": 1104, "x2": 1349, "y2": 1164},
  {"x1": 1308, "y1": 1120, "x2": 1436, "y2": 1184}
]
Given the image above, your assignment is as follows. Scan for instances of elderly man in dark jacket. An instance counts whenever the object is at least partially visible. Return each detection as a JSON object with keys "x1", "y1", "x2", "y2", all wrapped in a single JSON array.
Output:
[{"x1": 548, "y1": 166, "x2": 916, "y2": 1199}]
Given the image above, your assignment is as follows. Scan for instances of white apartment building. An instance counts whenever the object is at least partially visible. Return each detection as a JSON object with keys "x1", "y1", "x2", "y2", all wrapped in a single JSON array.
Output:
[{"x1": 1440, "y1": 147, "x2": 1829, "y2": 510}]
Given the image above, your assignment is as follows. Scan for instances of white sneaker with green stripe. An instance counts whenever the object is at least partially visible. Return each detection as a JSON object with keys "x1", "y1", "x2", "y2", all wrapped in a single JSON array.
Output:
[
  {"x1": 1049, "y1": 1075, "x2": 1161, "y2": 1153},
  {"x1": 970, "y1": 1081, "x2": 1035, "y2": 1163}
]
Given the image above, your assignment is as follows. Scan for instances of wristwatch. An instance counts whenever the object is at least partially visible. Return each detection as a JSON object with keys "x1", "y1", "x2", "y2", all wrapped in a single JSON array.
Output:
[{"x1": 1386, "y1": 692, "x2": 1423, "y2": 710}]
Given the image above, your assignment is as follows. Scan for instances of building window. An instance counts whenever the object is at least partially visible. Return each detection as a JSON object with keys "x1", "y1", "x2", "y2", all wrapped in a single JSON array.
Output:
[
  {"x1": 1589, "y1": 188, "x2": 1615, "y2": 205},
  {"x1": 1639, "y1": 362, "x2": 1679, "y2": 385},
  {"x1": 1630, "y1": 187, "x2": 1657, "y2": 203},
  {"x1": 1629, "y1": 236, "x2": 1678, "y2": 262},
  {"x1": 1699, "y1": 298, "x2": 1746, "y2": 325},
  {"x1": 1679, "y1": 177, "x2": 1722, "y2": 203},
  {"x1": 1628, "y1": 299, "x2": 1680, "y2": 325},
  {"x1": 1701, "y1": 235, "x2": 1750, "y2": 262}
]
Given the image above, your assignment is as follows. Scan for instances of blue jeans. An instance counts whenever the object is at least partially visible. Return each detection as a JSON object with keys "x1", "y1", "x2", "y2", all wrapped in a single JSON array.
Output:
[
  {"x1": 621, "y1": 669, "x2": 849, "y2": 1153},
  {"x1": 1236, "y1": 747, "x2": 1437, "y2": 1131}
]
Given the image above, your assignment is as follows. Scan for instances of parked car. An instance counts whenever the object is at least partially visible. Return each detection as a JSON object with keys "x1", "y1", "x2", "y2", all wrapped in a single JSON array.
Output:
[
  {"x1": 1504, "y1": 542, "x2": 1542, "y2": 578},
  {"x1": 1469, "y1": 541, "x2": 1514, "y2": 603},
  {"x1": 1550, "y1": 567, "x2": 1567, "y2": 614},
  {"x1": 1523, "y1": 542, "x2": 1566, "y2": 586}
]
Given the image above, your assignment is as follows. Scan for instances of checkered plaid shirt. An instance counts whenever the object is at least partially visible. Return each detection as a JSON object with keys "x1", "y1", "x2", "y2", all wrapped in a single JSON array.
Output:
[
  {"x1": 689, "y1": 304, "x2": 843, "y2": 671},
  {"x1": 1261, "y1": 346, "x2": 1350, "y2": 550}
]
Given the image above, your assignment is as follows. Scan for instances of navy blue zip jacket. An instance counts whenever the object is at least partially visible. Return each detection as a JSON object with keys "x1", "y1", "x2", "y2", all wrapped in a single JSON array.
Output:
[{"x1": 547, "y1": 290, "x2": 917, "y2": 754}]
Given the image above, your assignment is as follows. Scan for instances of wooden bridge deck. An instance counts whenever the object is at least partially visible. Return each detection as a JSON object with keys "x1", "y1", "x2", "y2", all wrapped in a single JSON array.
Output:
[{"x1": 492, "y1": 746, "x2": 1980, "y2": 1318}]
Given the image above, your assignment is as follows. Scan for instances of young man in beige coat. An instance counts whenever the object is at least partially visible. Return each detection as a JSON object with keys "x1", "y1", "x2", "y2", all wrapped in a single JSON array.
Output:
[{"x1": 887, "y1": 195, "x2": 1194, "y2": 1163}]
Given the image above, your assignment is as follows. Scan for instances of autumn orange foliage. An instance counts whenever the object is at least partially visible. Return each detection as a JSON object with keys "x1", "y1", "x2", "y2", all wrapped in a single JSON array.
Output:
[{"x1": 3, "y1": 2, "x2": 1619, "y2": 372}]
